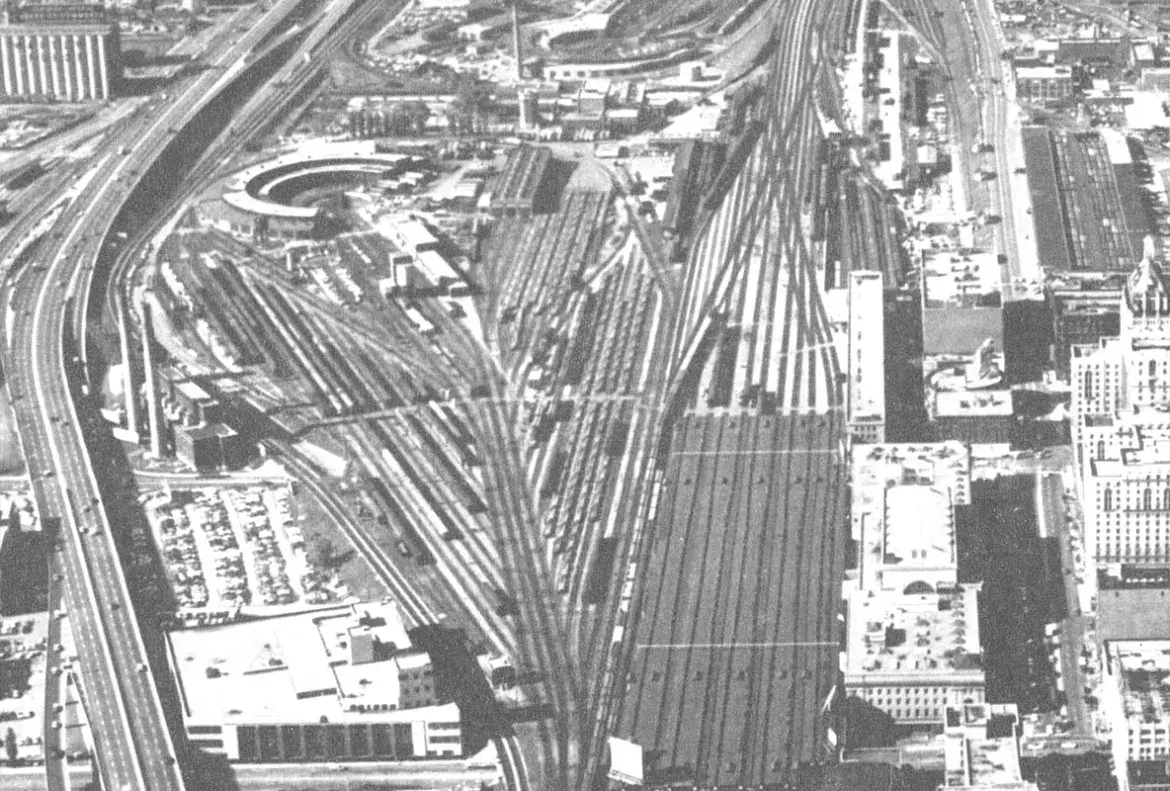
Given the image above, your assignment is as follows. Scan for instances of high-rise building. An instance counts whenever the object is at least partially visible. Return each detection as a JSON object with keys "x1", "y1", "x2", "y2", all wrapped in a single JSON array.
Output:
[
  {"x1": 1072, "y1": 242, "x2": 1170, "y2": 566},
  {"x1": 0, "y1": 2, "x2": 119, "y2": 101}
]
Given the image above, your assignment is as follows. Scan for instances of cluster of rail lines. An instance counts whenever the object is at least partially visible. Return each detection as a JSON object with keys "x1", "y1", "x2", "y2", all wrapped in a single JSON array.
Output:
[{"x1": 590, "y1": 0, "x2": 858, "y2": 784}]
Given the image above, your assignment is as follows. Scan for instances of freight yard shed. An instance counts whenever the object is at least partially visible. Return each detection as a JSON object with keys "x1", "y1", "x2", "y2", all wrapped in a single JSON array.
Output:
[{"x1": 487, "y1": 144, "x2": 553, "y2": 216}]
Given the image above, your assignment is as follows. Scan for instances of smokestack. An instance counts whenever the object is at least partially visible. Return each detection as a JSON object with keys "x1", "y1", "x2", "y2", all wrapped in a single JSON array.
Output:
[
  {"x1": 512, "y1": 2, "x2": 523, "y2": 80},
  {"x1": 116, "y1": 290, "x2": 140, "y2": 441},
  {"x1": 141, "y1": 298, "x2": 164, "y2": 458}
]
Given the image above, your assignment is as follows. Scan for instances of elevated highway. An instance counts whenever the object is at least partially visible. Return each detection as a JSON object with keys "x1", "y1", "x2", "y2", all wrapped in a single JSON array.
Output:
[{"x1": 0, "y1": 0, "x2": 354, "y2": 787}]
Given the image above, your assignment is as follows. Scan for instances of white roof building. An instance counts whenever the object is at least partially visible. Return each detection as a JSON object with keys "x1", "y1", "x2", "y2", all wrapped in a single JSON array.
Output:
[{"x1": 167, "y1": 601, "x2": 462, "y2": 762}]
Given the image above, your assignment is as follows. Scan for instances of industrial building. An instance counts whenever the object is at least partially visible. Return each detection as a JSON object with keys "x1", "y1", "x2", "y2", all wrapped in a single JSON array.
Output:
[
  {"x1": 844, "y1": 442, "x2": 986, "y2": 725},
  {"x1": 376, "y1": 216, "x2": 469, "y2": 296},
  {"x1": 1023, "y1": 127, "x2": 1148, "y2": 275},
  {"x1": 872, "y1": 31, "x2": 908, "y2": 190},
  {"x1": 206, "y1": 146, "x2": 414, "y2": 241},
  {"x1": 174, "y1": 422, "x2": 243, "y2": 471},
  {"x1": 488, "y1": 144, "x2": 552, "y2": 217},
  {"x1": 1015, "y1": 65, "x2": 1074, "y2": 105},
  {"x1": 0, "y1": 1, "x2": 120, "y2": 102},
  {"x1": 167, "y1": 600, "x2": 463, "y2": 762},
  {"x1": 847, "y1": 271, "x2": 885, "y2": 444}
]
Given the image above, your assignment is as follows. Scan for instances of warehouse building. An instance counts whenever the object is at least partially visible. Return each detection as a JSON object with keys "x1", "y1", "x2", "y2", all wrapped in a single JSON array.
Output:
[
  {"x1": 847, "y1": 271, "x2": 886, "y2": 444},
  {"x1": 168, "y1": 600, "x2": 463, "y2": 762},
  {"x1": 488, "y1": 144, "x2": 552, "y2": 217},
  {"x1": 1023, "y1": 127, "x2": 1147, "y2": 275}
]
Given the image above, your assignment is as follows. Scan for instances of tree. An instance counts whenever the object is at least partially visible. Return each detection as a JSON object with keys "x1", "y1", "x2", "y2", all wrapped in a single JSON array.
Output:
[
  {"x1": 5, "y1": 726, "x2": 17, "y2": 765},
  {"x1": 307, "y1": 536, "x2": 338, "y2": 570},
  {"x1": 446, "y1": 78, "x2": 492, "y2": 134}
]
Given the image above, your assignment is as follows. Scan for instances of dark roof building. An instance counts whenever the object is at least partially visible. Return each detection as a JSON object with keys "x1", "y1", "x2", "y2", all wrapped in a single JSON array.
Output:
[
  {"x1": 489, "y1": 144, "x2": 553, "y2": 217},
  {"x1": 1098, "y1": 566, "x2": 1170, "y2": 641},
  {"x1": 1022, "y1": 127, "x2": 1145, "y2": 274}
]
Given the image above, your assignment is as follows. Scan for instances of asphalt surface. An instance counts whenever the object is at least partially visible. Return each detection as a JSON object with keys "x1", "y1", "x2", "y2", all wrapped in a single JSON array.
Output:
[{"x1": 0, "y1": 0, "x2": 333, "y2": 787}]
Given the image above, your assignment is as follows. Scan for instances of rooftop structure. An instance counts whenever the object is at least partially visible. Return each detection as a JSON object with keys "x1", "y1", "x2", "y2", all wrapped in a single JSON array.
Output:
[
  {"x1": 1103, "y1": 641, "x2": 1170, "y2": 768},
  {"x1": 168, "y1": 601, "x2": 462, "y2": 762},
  {"x1": 873, "y1": 30, "x2": 905, "y2": 190},
  {"x1": 941, "y1": 703, "x2": 1037, "y2": 790},
  {"x1": 846, "y1": 443, "x2": 984, "y2": 724},
  {"x1": 1078, "y1": 411, "x2": 1170, "y2": 564},
  {"x1": 848, "y1": 271, "x2": 885, "y2": 444},
  {"x1": 1046, "y1": 273, "x2": 1124, "y2": 380},
  {"x1": 921, "y1": 249, "x2": 1001, "y2": 309},
  {"x1": 933, "y1": 390, "x2": 1012, "y2": 418},
  {"x1": 1015, "y1": 65, "x2": 1074, "y2": 105}
]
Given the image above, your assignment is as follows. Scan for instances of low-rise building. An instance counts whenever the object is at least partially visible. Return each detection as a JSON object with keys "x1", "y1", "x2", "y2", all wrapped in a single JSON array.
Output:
[
  {"x1": 845, "y1": 443, "x2": 985, "y2": 725},
  {"x1": 848, "y1": 271, "x2": 886, "y2": 444},
  {"x1": 1102, "y1": 641, "x2": 1170, "y2": 789},
  {"x1": 1016, "y1": 65, "x2": 1074, "y2": 105},
  {"x1": 174, "y1": 423, "x2": 243, "y2": 472},
  {"x1": 1098, "y1": 566, "x2": 1170, "y2": 642},
  {"x1": 940, "y1": 703, "x2": 1038, "y2": 790},
  {"x1": 168, "y1": 601, "x2": 463, "y2": 762}
]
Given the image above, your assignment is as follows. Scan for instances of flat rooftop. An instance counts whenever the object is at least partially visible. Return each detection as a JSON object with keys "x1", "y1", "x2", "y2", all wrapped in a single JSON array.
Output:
[
  {"x1": 1109, "y1": 641, "x2": 1170, "y2": 726},
  {"x1": 849, "y1": 272, "x2": 885, "y2": 424},
  {"x1": 943, "y1": 704, "x2": 1026, "y2": 788},
  {"x1": 852, "y1": 442, "x2": 970, "y2": 592},
  {"x1": 844, "y1": 583, "x2": 982, "y2": 680},
  {"x1": 168, "y1": 602, "x2": 451, "y2": 725},
  {"x1": 1087, "y1": 418, "x2": 1170, "y2": 474},
  {"x1": 921, "y1": 249, "x2": 1001, "y2": 309},
  {"x1": 934, "y1": 390, "x2": 1013, "y2": 417}
]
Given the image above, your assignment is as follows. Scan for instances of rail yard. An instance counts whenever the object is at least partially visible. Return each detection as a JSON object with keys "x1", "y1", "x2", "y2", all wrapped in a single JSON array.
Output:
[{"x1": 0, "y1": 0, "x2": 1126, "y2": 779}]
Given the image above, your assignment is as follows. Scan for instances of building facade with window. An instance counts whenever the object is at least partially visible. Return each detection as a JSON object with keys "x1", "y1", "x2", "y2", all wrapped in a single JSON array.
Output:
[
  {"x1": 0, "y1": 5, "x2": 119, "y2": 101},
  {"x1": 843, "y1": 443, "x2": 987, "y2": 725},
  {"x1": 166, "y1": 601, "x2": 464, "y2": 762},
  {"x1": 1072, "y1": 246, "x2": 1170, "y2": 565}
]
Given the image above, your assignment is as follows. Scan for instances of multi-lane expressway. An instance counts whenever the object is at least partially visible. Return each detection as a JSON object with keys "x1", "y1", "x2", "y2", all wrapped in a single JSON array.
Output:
[{"x1": 0, "y1": 0, "x2": 342, "y2": 787}]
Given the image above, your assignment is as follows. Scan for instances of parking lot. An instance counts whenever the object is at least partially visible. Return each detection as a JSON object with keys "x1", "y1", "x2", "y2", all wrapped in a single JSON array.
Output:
[
  {"x1": 144, "y1": 485, "x2": 335, "y2": 614},
  {"x1": 0, "y1": 613, "x2": 51, "y2": 766}
]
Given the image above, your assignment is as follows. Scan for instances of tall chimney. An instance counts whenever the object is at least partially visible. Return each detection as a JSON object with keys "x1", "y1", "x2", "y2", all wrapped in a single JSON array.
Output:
[{"x1": 512, "y1": 2, "x2": 523, "y2": 80}]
